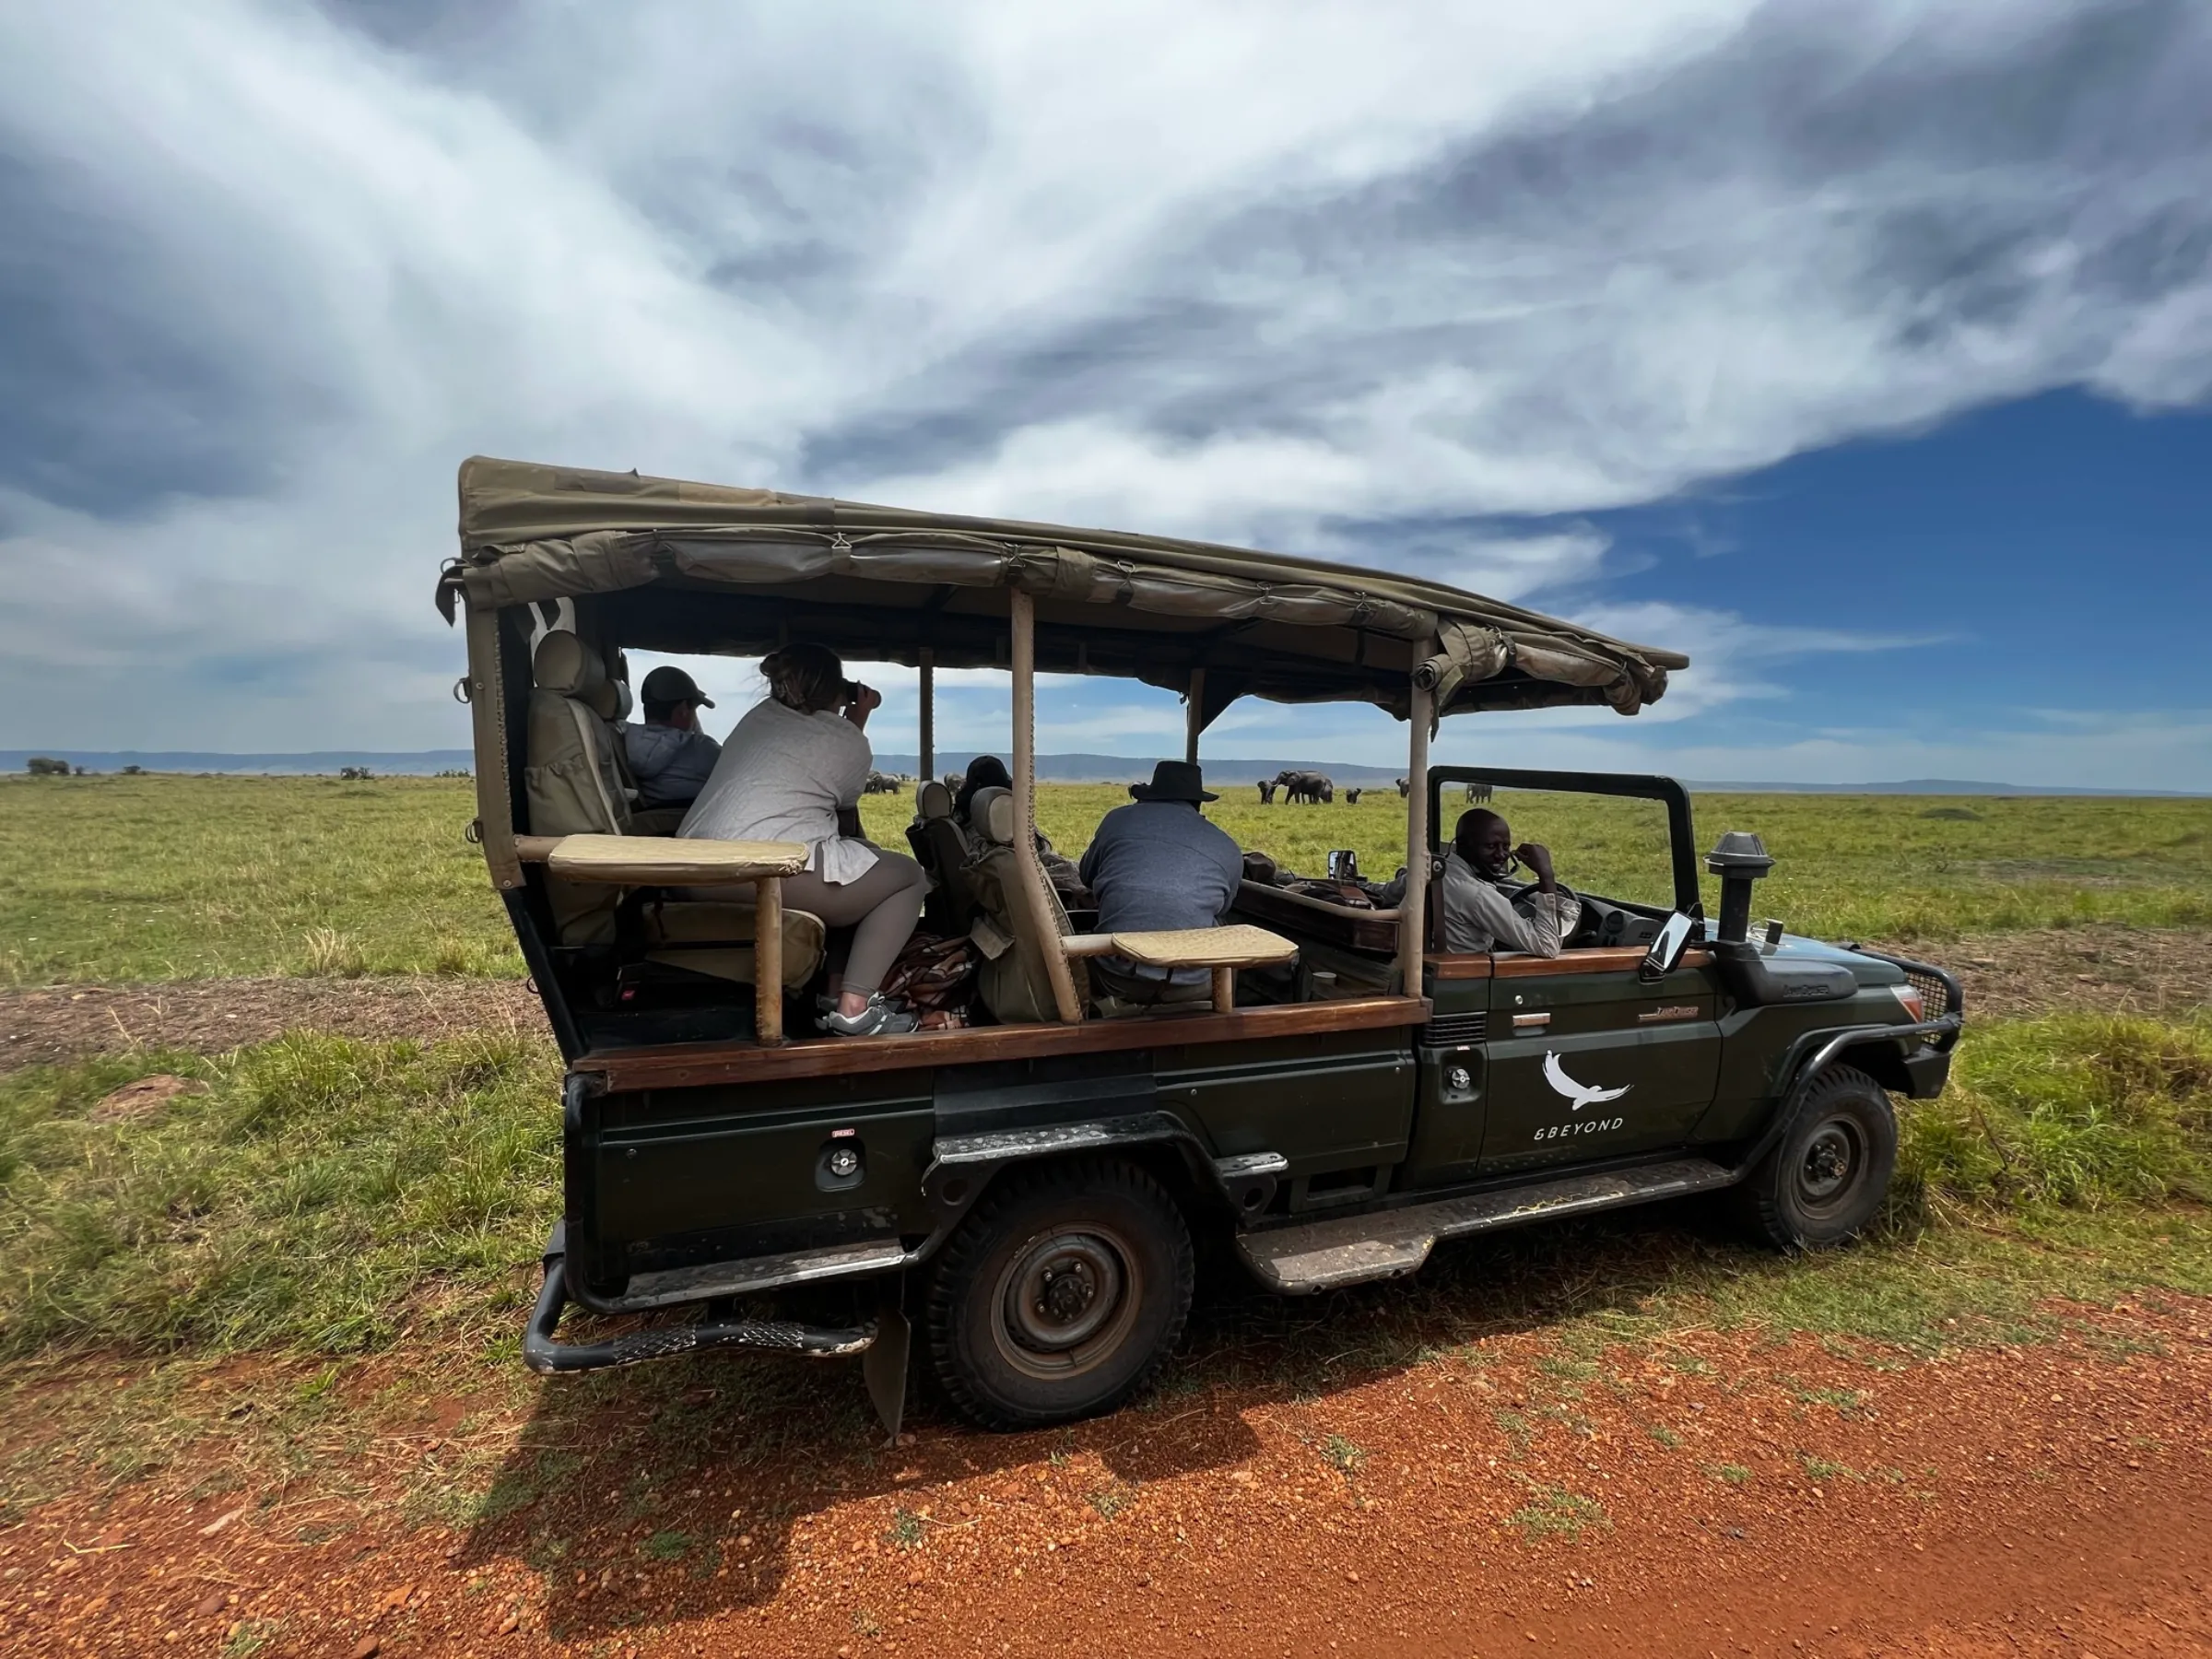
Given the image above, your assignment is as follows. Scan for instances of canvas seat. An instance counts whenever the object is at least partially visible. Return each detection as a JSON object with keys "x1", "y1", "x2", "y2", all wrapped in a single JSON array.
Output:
[
  {"x1": 908, "y1": 779, "x2": 984, "y2": 935},
  {"x1": 961, "y1": 786, "x2": 1087, "y2": 1023},
  {"x1": 523, "y1": 632, "x2": 823, "y2": 987}
]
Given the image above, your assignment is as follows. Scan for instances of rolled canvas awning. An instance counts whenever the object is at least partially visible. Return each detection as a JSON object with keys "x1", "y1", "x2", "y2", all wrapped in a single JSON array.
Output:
[{"x1": 448, "y1": 456, "x2": 1688, "y2": 723}]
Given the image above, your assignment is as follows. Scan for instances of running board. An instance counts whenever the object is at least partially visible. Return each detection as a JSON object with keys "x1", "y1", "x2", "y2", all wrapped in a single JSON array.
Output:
[
  {"x1": 577, "y1": 1238, "x2": 911, "y2": 1314},
  {"x1": 1235, "y1": 1158, "x2": 1737, "y2": 1294}
]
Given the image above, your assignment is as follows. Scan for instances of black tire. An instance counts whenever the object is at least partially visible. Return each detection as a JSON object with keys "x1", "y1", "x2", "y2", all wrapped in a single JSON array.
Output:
[
  {"x1": 924, "y1": 1158, "x2": 1194, "y2": 1430},
  {"x1": 1735, "y1": 1065, "x2": 1898, "y2": 1250}
]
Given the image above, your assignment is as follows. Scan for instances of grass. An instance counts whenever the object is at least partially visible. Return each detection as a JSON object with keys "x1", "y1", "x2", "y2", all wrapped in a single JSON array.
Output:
[
  {"x1": 6, "y1": 773, "x2": 2210, "y2": 982},
  {"x1": 1899, "y1": 1014, "x2": 2212, "y2": 1209},
  {"x1": 0, "y1": 774, "x2": 520, "y2": 982},
  {"x1": 1507, "y1": 1485, "x2": 1608, "y2": 1541},
  {"x1": 0, "y1": 1030, "x2": 559, "y2": 1357}
]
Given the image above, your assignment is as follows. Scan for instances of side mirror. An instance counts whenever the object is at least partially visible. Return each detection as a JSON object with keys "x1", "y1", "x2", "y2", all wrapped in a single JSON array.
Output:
[{"x1": 1641, "y1": 911, "x2": 1696, "y2": 981}]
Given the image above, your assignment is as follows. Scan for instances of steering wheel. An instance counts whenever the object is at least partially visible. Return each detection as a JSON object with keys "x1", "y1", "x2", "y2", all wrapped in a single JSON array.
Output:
[{"x1": 1512, "y1": 881, "x2": 1591, "y2": 947}]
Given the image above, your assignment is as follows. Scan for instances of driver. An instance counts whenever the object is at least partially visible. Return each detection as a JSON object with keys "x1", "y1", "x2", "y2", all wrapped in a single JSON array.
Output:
[{"x1": 1440, "y1": 807, "x2": 1578, "y2": 957}]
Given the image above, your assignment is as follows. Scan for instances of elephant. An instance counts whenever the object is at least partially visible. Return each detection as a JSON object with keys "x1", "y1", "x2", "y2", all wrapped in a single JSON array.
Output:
[
  {"x1": 1271, "y1": 769, "x2": 1334, "y2": 805},
  {"x1": 1344, "y1": 787, "x2": 1363, "y2": 805},
  {"x1": 863, "y1": 771, "x2": 906, "y2": 794},
  {"x1": 1465, "y1": 781, "x2": 1494, "y2": 805},
  {"x1": 1256, "y1": 780, "x2": 1277, "y2": 805},
  {"x1": 1394, "y1": 776, "x2": 1410, "y2": 798}
]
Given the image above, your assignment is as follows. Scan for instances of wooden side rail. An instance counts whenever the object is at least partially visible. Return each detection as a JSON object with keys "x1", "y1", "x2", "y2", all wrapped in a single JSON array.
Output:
[
  {"x1": 517, "y1": 832, "x2": 809, "y2": 1044},
  {"x1": 1061, "y1": 924, "x2": 1298, "y2": 1012}
]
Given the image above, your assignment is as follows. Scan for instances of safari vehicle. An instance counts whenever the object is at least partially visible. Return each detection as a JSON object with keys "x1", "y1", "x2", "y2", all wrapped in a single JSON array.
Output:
[{"x1": 438, "y1": 457, "x2": 1962, "y2": 1436}]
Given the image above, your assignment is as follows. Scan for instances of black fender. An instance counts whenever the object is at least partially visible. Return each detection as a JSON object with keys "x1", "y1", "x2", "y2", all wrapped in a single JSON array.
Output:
[{"x1": 917, "y1": 1112, "x2": 1270, "y2": 1252}]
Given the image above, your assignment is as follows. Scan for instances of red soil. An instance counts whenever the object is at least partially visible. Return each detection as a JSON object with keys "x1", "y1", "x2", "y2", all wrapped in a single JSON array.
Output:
[{"x1": 6, "y1": 1297, "x2": 2206, "y2": 1658}]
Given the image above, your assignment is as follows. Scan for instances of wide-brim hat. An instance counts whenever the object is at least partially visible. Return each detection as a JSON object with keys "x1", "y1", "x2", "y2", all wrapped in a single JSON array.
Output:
[{"x1": 1128, "y1": 760, "x2": 1218, "y2": 803}]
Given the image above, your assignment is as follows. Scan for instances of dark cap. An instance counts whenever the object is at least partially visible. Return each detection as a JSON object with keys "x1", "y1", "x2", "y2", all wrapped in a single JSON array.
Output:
[
  {"x1": 1128, "y1": 760, "x2": 1218, "y2": 804},
  {"x1": 640, "y1": 665, "x2": 713, "y2": 709}
]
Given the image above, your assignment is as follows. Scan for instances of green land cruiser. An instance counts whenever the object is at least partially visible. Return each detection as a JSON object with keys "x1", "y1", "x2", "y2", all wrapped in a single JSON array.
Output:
[{"x1": 439, "y1": 457, "x2": 1962, "y2": 1436}]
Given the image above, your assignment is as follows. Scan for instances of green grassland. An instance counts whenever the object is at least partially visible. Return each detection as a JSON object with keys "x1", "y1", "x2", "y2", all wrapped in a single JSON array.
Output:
[{"x1": 4, "y1": 773, "x2": 2207, "y2": 984}]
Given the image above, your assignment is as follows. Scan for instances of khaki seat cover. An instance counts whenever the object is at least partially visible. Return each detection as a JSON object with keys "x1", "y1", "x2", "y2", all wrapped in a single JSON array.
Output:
[
  {"x1": 524, "y1": 633, "x2": 633, "y2": 942},
  {"x1": 962, "y1": 786, "x2": 1087, "y2": 1023},
  {"x1": 641, "y1": 900, "x2": 826, "y2": 991}
]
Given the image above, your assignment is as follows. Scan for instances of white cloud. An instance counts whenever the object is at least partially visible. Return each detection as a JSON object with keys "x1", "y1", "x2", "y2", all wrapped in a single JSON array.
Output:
[{"x1": 0, "y1": 0, "x2": 2206, "y2": 780}]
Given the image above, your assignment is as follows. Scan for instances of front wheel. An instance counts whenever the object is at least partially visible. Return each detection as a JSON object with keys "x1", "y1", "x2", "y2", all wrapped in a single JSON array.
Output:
[
  {"x1": 924, "y1": 1158, "x2": 1193, "y2": 1430},
  {"x1": 1734, "y1": 1065, "x2": 1898, "y2": 1250}
]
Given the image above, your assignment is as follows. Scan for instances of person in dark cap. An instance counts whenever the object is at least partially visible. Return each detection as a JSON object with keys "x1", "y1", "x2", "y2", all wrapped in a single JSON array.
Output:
[
  {"x1": 1077, "y1": 761, "x2": 1243, "y2": 1011},
  {"x1": 625, "y1": 664, "x2": 722, "y2": 809}
]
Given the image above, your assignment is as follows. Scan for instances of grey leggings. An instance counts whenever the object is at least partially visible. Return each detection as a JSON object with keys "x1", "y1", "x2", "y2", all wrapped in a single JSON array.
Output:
[{"x1": 783, "y1": 852, "x2": 929, "y2": 997}]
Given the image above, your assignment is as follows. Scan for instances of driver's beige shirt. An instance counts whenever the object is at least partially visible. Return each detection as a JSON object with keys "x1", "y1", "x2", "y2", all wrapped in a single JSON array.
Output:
[{"x1": 1440, "y1": 851, "x2": 1571, "y2": 957}]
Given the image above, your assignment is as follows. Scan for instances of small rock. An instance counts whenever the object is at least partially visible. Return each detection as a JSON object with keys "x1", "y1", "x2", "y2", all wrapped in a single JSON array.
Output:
[
  {"x1": 193, "y1": 1592, "x2": 227, "y2": 1618},
  {"x1": 1346, "y1": 1570, "x2": 1359, "y2": 1583},
  {"x1": 1230, "y1": 1471, "x2": 1256, "y2": 1487},
  {"x1": 497, "y1": 1610, "x2": 520, "y2": 1635},
  {"x1": 350, "y1": 1639, "x2": 382, "y2": 1659}
]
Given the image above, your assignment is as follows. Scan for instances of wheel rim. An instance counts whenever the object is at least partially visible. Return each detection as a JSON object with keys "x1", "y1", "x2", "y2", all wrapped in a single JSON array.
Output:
[
  {"x1": 990, "y1": 1226, "x2": 1143, "y2": 1382},
  {"x1": 1795, "y1": 1114, "x2": 1865, "y2": 1216}
]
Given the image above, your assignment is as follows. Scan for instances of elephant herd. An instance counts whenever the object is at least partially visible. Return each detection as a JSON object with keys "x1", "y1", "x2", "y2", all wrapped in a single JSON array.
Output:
[{"x1": 1253, "y1": 773, "x2": 1493, "y2": 806}]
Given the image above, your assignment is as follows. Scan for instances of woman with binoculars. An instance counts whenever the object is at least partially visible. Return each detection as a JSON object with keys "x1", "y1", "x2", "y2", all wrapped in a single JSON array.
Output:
[{"x1": 681, "y1": 642, "x2": 928, "y2": 1037}]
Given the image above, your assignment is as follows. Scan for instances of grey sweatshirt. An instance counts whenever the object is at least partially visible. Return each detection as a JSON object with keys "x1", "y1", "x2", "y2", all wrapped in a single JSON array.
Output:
[{"x1": 624, "y1": 721, "x2": 722, "y2": 809}]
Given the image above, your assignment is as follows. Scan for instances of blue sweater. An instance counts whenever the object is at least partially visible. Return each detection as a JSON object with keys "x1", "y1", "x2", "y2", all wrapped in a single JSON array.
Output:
[{"x1": 1077, "y1": 801, "x2": 1244, "y2": 982}]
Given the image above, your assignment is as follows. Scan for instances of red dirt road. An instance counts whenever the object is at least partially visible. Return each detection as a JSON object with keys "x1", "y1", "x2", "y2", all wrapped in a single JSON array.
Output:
[{"x1": 6, "y1": 1299, "x2": 2206, "y2": 1658}]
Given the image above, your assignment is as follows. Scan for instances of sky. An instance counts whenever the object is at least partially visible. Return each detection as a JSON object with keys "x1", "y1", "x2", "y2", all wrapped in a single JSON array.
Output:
[{"x1": 3, "y1": 0, "x2": 2208, "y2": 787}]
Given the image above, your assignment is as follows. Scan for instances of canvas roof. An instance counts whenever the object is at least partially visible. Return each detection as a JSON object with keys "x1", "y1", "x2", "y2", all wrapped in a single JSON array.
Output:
[{"x1": 448, "y1": 456, "x2": 1688, "y2": 724}]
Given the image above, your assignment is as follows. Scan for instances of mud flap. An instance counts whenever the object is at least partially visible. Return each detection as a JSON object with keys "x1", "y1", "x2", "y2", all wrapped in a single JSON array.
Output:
[{"x1": 863, "y1": 1293, "x2": 911, "y2": 1446}]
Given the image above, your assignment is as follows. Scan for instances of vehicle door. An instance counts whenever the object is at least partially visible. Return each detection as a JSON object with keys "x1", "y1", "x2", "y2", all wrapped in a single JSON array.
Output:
[
  {"x1": 1478, "y1": 951, "x2": 1720, "y2": 1174},
  {"x1": 1416, "y1": 768, "x2": 1722, "y2": 1177}
]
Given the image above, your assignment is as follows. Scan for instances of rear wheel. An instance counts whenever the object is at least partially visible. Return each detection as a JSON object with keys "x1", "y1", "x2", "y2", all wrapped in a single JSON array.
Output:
[
  {"x1": 925, "y1": 1158, "x2": 1193, "y2": 1430},
  {"x1": 1735, "y1": 1065, "x2": 1897, "y2": 1250}
]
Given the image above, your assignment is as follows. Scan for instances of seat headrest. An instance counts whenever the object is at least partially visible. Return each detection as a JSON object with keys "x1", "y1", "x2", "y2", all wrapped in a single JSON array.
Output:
[
  {"x1": 533, "y1": 631, "x2": 606, "y2": 699},
  {"x1": 589, "y1": 678, "x2": 630, "y2": 722},
  {"x1": 968, "y1": 785, "x2": 1015, "y2": 846},
  {"x1": 916, "y1": 780, "x2": 953, "y2": 821}
]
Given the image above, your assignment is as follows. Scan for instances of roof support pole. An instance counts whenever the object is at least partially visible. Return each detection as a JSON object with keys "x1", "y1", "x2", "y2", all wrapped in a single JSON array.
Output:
[
  {"x1": 1184, "y1": 666, "x2": 1205, "y2": 766},
  {"x1": 917, "y1": 648, "x2": 935, "y2": 782},
  {"x1": 465, "y1": 603, "x2": 522, "y2": 891},
  {"x1": 1399, "y1": 677, "x2": 1433, "y2": 998},
  {"x1": 1009, "y1": 590, "x2": 1086, "y2": 1023},
  {"x1": 753, "y1": 876, "x2": 783, "y2": 1045}
]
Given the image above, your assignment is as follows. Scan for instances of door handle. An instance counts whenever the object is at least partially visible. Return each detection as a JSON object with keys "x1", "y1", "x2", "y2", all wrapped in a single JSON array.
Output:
[{"x1": 1512, "y1": 1011, "x2": 1551, "y2": 1029}]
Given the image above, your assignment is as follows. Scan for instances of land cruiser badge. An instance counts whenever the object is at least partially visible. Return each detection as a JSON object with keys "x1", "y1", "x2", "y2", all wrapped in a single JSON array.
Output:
[{"x1": 1543, "y1": 1053, "x2": 1632, "y2": 1112}]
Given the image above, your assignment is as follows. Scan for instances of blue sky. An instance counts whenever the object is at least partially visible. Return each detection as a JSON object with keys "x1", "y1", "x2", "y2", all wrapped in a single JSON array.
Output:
[{"x1": 3, "y1": 1, "x2": 2209, "y2": 786}]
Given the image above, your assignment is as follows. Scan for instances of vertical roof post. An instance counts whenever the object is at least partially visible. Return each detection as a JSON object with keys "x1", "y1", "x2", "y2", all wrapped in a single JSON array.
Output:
[
  {"x1": 1184, "y1": 665, "x2": 1206, "y2": 767},
  {"x1": 466, "y1": 604, "x2": 522, "y2": 890},
  {"x1": 1400, "y1": 675, "x2": 1433, "y2": 998},
  {"x1": 1009, "y1": 590, "x2": 1085, "y2": 1023},
  {"x1": 917, "y1": 648, "x2": 935, "y2": 782}
]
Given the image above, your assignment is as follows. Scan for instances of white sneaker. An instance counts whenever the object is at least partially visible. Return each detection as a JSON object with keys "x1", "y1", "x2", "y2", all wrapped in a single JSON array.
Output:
[{"x1": 818, "y1": 994, "x2": 919, "y2": 1038}]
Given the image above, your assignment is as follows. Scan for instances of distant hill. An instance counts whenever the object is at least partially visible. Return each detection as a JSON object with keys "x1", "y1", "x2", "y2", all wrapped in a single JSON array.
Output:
[
  {"x1": 1, "y1": 749, "x2": 477, "y2": 776},
  {"x1": 4, "y1": 751, "x2": 2200, "y2": 797}
]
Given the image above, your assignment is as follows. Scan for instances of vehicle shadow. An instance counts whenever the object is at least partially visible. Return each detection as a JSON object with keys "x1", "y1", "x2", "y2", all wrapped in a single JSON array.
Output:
[
  {"x1": 457, "y1": 1194, "x2": 1759, "y2": 1643},
  {"x1": 454, "y1": 1298, "x2": 1266, "y2": 1642}
]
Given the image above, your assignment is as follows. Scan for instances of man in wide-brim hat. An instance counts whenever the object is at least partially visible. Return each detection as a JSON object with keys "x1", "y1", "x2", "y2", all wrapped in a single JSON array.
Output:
[{"x1": 1078, "y1": 761, "x2": 1241, "y2": 1013}]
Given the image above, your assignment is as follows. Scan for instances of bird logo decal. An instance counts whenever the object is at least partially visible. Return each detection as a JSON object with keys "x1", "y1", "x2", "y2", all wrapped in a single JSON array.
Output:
[{"x1": 1543, "y1": 1052, "x2": 1633, "y2": 1112}]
